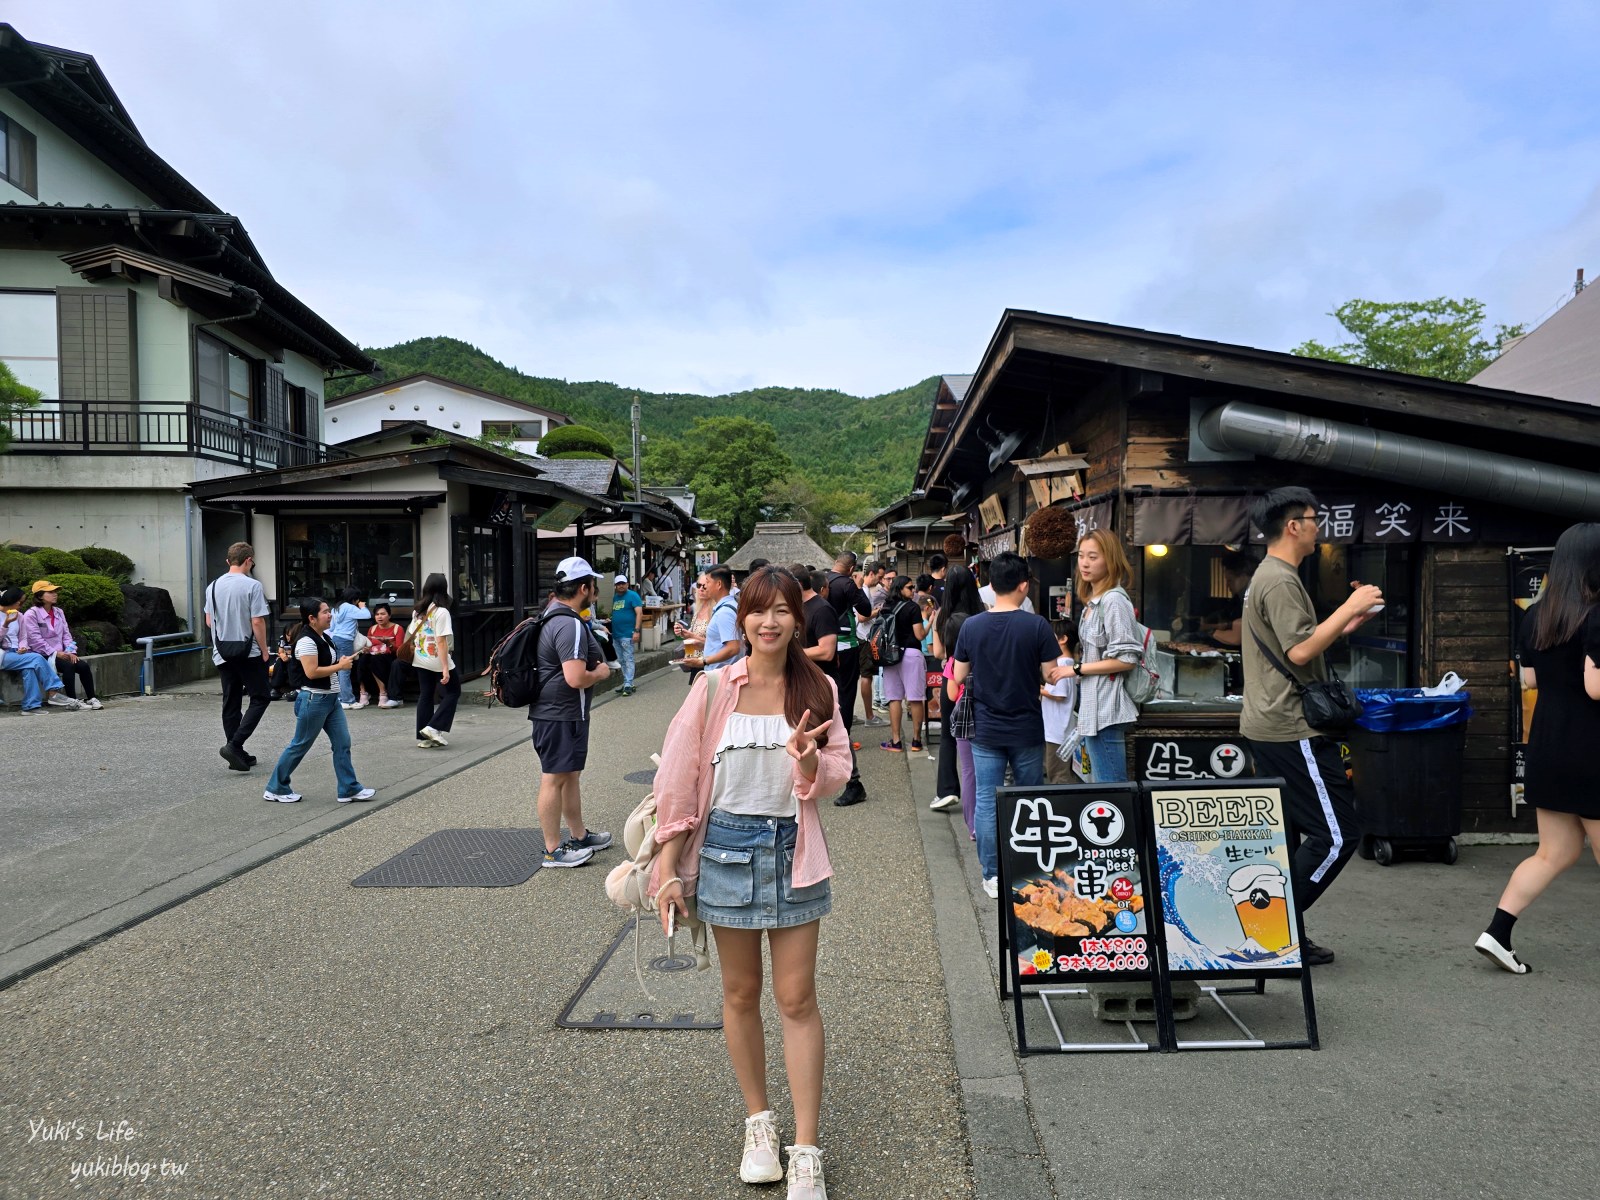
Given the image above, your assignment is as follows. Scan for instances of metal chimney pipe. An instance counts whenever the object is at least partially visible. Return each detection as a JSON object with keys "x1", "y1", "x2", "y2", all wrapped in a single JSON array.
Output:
[{"x1": 1197, "y1": 401, "x2": 1600, "y2": 520}]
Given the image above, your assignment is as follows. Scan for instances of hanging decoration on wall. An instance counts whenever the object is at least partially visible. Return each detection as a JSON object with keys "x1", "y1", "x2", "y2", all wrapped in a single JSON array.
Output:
[{"x1": 1024, "y1": 503, "x2": 1079, "y2": 560}]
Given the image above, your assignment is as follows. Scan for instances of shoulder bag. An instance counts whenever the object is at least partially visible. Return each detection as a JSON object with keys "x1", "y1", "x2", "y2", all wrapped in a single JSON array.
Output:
[
  {"x1": 949, "y1": 672, "x2": 976, "y2": 740},
  {"x1": 207, "y1": 583, "x2": 255, "y2": 661},
  {"x1": 1249, "y1": 627, "x2": 1363, "y2": 733}
]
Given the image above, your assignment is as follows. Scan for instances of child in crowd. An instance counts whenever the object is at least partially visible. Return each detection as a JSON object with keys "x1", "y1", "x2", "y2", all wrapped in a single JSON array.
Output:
[
  {"x1": 1042, "y1": 618, "x2": 1079, "y2": 785},
  {"x1": 328, "y1": 587, "x2": 371, "y2": 708}
]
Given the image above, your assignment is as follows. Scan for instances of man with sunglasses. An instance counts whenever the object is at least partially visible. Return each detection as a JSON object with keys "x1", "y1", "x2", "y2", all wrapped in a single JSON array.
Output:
[{"x1": 1241, "y1": 488, "x2": 1384, "y2": 965}]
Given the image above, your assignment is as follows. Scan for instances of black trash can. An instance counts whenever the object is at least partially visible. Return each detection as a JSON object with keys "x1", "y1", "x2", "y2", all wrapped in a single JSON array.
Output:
[{"x1": 1348, "y1": 689, "x2": 1474, "y2": 866}]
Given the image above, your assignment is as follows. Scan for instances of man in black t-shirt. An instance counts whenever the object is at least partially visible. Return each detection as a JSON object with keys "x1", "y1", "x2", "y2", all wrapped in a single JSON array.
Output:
[
  {"x1": 824, "y1": 551, "x2": 872, "y2": 806},
  {"x1": 793, "y1": 566, "x2": 839, "y2": 667}
]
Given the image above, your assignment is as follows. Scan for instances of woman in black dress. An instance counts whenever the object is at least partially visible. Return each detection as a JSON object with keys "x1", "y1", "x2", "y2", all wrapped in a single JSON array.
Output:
[{"x1": 1476, "y1": 523, "x2": 1600, "y2": 973}]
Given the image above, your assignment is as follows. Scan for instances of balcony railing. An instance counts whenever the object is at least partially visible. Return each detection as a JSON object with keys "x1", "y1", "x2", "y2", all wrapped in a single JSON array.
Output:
[{"x1": 6, "y1": 401, "x2": 350, "y2": 470}]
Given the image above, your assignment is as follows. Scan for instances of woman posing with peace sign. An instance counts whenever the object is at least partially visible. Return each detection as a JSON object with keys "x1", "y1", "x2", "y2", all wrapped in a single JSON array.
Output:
[{"x1": 652, "y1": 565, "x2": 851, "y2": 1200}]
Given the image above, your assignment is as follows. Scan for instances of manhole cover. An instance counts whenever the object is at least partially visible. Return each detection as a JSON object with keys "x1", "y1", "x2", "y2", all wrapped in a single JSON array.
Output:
[
  {"x1": 352, "y1": 828, "x2": 544, "y2": 887},
  {"x1": 557, "y1": 919, "x2": 723, "y2": 1030},
  {"x1": 623, "y1": 769, "x2": 657, "y2": 785}
]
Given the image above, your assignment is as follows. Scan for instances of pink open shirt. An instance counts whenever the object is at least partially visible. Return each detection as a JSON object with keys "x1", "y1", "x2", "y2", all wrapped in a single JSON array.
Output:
[{"x1": 649, "y1": 657, "x2": 851, "y2": 897}]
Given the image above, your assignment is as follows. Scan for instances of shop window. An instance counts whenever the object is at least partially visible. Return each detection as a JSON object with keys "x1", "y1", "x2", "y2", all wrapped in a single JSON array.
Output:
[
  {"x1": 1135, "y1": 545, "x2": 1260, "y2": 648},
  {"x1": 1308, "y1": 543, "x2": 1414, "y2": 688},
  {"x1": 453, "y1": 521, "x2": 505, "y2": 605},
  {"x1": 280, "y1": 518, "x2": 416, "y2": 606}
]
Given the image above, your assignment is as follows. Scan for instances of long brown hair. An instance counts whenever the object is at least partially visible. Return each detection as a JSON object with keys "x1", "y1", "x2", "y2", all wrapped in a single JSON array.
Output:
[
  {"x1": 735, "y1": 565, "x2": 835, "y2": 744},
  {"x1": 1075, "y1": 527, "x2": 1135, "y2": 605}
]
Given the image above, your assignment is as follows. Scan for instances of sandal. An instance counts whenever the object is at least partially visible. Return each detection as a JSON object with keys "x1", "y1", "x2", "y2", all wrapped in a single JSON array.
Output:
[{"x1": 881, "y1": 741, "x2": 903, "y2": 752}]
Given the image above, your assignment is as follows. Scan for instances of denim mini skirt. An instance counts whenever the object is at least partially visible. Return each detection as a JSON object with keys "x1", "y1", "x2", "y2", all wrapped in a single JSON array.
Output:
[{"x1": 696, "y1": 810, "x2": 832, "y2": 930}]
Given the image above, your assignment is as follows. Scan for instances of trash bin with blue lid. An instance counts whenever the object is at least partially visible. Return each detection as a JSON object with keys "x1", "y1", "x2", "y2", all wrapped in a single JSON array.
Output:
[{"x1": 1347, "y1": 688, "x2": 1474, "y2": 866}]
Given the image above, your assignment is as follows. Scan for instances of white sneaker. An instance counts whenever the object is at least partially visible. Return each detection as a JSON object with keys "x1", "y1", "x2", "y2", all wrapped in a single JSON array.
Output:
[
  {"x1": 340, "y1": 701, "x2": 356, "y2": 710},
  {"x1": 84, "y1": 697, "x2": 104, "y2": 710},
  {"x1": 930, "y1": 794, "x2": 960, "y2": 810},
  {"x1": 349, "y1": 698, "x2": 369, "y2": 710},
  {"x1": 46, "y1": 694, "x2": 81, "y2": 709},
  {"x1": 785, "y1": 1145, "x2": 826, "y2": 1200},
  {"x1": 417, "y1": 739, "x2": 436, "y2": 749},
  {"x1": 263, "y1": 790, "x2": 302, "y2": 804},
  {"x1": 421, "y1": 726, "x2": 449, "y2": 746},
  {"x1": 1474, "y1": 932, "x2": 1530, "y2": 974},
  {"x1": 982, "y1": 876, "x2": 1000, "y2": 900},
  {"x1": 740, "y1": 1111, "x2": 783, "y2": 1184},
  {"x1": 380, "y1": 698, "x2": 401, "y2": 708},
  {"x1": 338, "y1": 787, "x2": 377, "y2": 804}
]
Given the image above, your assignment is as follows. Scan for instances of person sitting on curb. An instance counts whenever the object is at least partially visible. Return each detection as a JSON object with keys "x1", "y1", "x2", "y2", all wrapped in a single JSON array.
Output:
[
  {"x1": 19, "y1": 581, "x2": 102, "y2": 709},
  {"x1": 362, "y1": 602, "x2": 407, "y2": 708},
  {"x1": 262, "y1": 598, "x2": 375, "y2": 805},
  {"x1": 1, "y1": 587, "x2": 80, "y2": 713}
]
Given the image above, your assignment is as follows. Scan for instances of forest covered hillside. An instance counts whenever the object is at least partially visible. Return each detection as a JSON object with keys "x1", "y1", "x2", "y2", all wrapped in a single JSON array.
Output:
[{"x1": 327, "y1": 337, "x2": 938, "y2": 508}]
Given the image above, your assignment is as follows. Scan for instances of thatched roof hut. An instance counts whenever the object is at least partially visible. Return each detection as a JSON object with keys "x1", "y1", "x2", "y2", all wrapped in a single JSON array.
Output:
[{"x1": 724, "y1": 523, "x2": 834, "y2": 572}]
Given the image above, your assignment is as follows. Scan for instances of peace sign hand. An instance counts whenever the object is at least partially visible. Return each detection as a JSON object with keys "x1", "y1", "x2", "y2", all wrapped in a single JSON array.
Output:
[{"x1": 785, "y1": 709, "x2": 827, "y2": 765}]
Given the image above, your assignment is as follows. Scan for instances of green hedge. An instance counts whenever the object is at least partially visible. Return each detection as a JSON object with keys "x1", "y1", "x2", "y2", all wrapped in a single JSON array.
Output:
[
  {"x1": 72, "y1": 546, "x2": 136, "y2": 583},
  {"x1": 33, "y1": 548, "x2": 92, "y2": 577},
  {"x1": 37, "y1": 573, "x2": 125, "y2": 623},
  {"x1": 538, "y1": 423, "x2": 615, "y2": 457},
  {"x1": 0, "y1": 547, "x2": 43, "y2": 593}
]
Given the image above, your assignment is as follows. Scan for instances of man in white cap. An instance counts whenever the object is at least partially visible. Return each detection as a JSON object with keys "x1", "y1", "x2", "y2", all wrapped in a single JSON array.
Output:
[
  {"x1": 608, "y1": 573, "x2": 645, "y2": 696},
  {"x1": 530, "y1": 556, "x2": 614, "y2": 868}
]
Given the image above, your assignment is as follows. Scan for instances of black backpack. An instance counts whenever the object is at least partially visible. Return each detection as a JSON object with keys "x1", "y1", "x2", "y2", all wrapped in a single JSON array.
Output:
[
  {"x1": 867, "y1": 601, "x2": 907, "y2": 667},
  {"x1": 486, "y1": 607, "x2": 585, "y2": 709}
]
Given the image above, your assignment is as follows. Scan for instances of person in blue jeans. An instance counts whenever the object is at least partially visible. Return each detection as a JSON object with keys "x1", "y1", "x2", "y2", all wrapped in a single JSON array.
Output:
[
  {"x1": 608, "y1": 573, "x2": 645, "y2": 695},
  {"x1": 1, "y1": 587, "x2": 78, "y2": 712},
  {"x1": 263, "y1": 598, "x2": 374, "y2": 805},
  {"x1": 951, "y1": 553, "x2": 1072, "y2": 899},
  {"x1": 329, "y1": 587, "x2": 371, "y2": 707}
]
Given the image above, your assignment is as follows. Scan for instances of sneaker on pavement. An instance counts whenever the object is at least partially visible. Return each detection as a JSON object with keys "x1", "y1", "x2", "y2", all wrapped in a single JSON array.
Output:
[
  {"x1": 380, "y1": 698, "x2": 402, "y2": 708},
  {"x1": 84, "y1": 697, "x2": 104, "y2": 710},
  {"x1": 1474, "y1": 931, "x2": 1530, "y2": 974},
  {"x1": 245, "y1": 753, "x2": 258, "y2": 766},
  {"x1": 340, "y1": 701, "x2": 356, "y2": 710},
  {"x1": 880, "y1": 740, "x2": 903, "y2": 752},
  {"x1": 785, "y1": 1145, "x2": 826, "y2": 1200},
  {"x1": 910, "y1": 740, "x2": 924, "y2": 752},
  {"x1": 1301, "y1": 938, "x2": 1335, "y2": 966},
  {"x1": 982, "y1": 876, "x2": 1000, "y2": 900},
  {"x1": 862, "y1": 713, "x2": 886, "y2": 727},
  {"x1": 46, "y1": 694, "x2": 81, "y2": 709},
  {"x1": 349, "y1": 698, "x2": 369, "y2": 710},
  {"x1": 220, "y1": 744, "x2": 251, "y2": 771},
  {"x1": 740, "y1": 1111, "x2": 784, "y2": 1184},
  {"x1": 338, "y1": 788, "x2": 377, "y2": 804},
  {"x1": 930, "y1": 794, "x2": 960, "y2": 811},
  {"x1": 542, "y1": 839, "x2": 594, "y2": 868},
  {"x1": 833, "y1": 781, "x2": 867, "y2": 807},
  {"x1": 576, "y1": 829, "x2": 613, "y2": 850},
  {"x1": 421, "y1": 726, "x2": 449, "y2": 746},
  {"x1": 417, "y1": 739, "x2": 437, "y2": 749},
  {"x1": 263, "y1": 790, "x2": 302, "y2": 804}
]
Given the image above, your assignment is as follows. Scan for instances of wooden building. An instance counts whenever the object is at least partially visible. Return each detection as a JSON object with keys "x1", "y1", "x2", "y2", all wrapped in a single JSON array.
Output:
[{"x1": 916, "y1": 309, "x2": 1600, "y2": 835}]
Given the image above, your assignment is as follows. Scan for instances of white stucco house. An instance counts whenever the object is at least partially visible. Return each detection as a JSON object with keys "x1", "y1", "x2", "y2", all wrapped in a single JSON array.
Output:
[
  {"x1": 0, "y1": 24, "x2": 377, "y2": 623},
  {"x1": 324, "y1": 374, "x2": 570, "y2": 457}
]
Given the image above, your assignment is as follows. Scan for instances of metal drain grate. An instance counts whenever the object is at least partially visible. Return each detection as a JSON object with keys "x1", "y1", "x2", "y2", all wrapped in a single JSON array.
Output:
[
  {"x1": 352, "y1": 828, "x2": 544, "y2": 887},
  {"x1": 557, "y1": 919, "x2": 724, "y2": 1030}
]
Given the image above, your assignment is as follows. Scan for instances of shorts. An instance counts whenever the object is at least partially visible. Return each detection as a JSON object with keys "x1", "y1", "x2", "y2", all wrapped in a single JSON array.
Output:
[
  {"x1": 880, "y1": 648, "x2": 927, "y2": 703},
  {"x1": 530, "y1": 717, "x2": 590, "y2": 774},
  {"x1": 695, "y1": 810, "x2": 832, "y2": 930},
  {"x1": 858, "y1": 648, "x2": 878, "y2": 680}
]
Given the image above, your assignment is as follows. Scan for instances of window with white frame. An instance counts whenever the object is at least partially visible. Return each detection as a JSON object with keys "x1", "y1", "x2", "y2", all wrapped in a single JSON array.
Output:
[{"x1": 0, "y1": 291, "x2": 58, "y2": 398}]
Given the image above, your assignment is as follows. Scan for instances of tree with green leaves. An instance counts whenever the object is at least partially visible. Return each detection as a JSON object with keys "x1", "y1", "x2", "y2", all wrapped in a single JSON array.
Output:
[
  {"x1": 763, "y1": 477, "x2": 875, "y2": 555},
  {"x1": 0, "y1": 360, "x2": 42, "y2": 453},
  {"x1": 645, "y1": 417, "x2": 792, "y2": 552},
  {"x1": 1292, "y1": 297, "x2": 1525, "y2": 383}
]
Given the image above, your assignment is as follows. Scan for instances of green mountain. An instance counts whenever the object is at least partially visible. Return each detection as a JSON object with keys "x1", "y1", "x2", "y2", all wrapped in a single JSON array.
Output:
[{"x1": 327, "y1": 336, "x2": 936, "y2": 509}]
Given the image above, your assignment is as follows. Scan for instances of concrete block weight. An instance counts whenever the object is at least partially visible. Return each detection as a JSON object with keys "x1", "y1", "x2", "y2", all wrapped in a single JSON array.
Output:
[{"x1": 1087, "y1": 980, "x2": 1202, "y2": 1022}]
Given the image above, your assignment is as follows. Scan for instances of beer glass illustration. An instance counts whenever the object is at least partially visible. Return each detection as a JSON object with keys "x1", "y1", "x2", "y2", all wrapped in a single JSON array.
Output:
[{"x1": 1226, "y1": 863, "x2": 1292, "y2": 953}]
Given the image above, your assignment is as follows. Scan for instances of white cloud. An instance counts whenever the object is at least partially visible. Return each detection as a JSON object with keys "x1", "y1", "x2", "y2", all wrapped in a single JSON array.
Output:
[{"x1": 8, "y1": 0, "x2": 1597, "y2": 395}]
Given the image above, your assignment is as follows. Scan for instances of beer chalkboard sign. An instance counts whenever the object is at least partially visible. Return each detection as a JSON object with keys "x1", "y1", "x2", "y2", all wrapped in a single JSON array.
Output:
[{"x1": 1147, "y1": 783, "x2": 1303, "y2": 973}]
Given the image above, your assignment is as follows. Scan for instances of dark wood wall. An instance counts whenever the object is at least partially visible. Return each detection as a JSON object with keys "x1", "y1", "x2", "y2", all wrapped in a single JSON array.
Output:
[{"x1": 1422, "y1": 545, "x2": 1529, "y2": 835}]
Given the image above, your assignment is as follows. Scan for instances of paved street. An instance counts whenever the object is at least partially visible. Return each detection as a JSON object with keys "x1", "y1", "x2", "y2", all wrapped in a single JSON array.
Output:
[{"x1": 2, "y1": 663, "x2": 1597, "y2": 1198}]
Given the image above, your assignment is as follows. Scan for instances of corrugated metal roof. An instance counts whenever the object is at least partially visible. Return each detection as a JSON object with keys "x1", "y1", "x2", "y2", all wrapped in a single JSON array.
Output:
[{"x1": 1472, "y1": 285, "x2": 1599, "y2": 406}]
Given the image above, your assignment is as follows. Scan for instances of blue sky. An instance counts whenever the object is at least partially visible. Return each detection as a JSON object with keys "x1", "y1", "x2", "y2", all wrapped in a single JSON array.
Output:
[{"x1": 12, "y1": 1, "x2": 1599, "y2": 395}]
